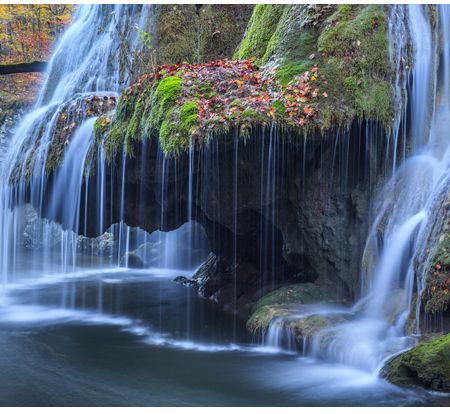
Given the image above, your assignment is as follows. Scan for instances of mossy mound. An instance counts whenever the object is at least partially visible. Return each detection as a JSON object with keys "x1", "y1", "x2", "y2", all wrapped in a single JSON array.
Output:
[
  {"x1": 99, "y1": 59, "x2": 324, "y2": 158},
  {"x1": 383, "y1": 334, "x2": 450, "y2": 392},
  {"x1": 253, "y1": 282, "x2": 340, "y2": 310},
  {"x1": 247, "y1": 282, "x2": 343, "y2": 332},
  {"x1": 247, "y1": 304, "x2": 290, "y2": 332},
  {"x1": 235, "y1": 4, "x2": 394, "y2": 129},
  {"x1": 422, "y1": 234, "x2": 450, "y2": 315},
  {"x1": 96, "y1": 5, "x2": 394, "y2": 159}
]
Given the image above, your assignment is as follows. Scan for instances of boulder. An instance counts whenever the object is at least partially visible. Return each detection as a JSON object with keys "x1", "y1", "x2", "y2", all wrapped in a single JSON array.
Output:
[
  {"x1": 382, "y1": 334, "x2": 450, "y2": 392},
  {"x1": 120, "y1": 252, "x2": 146, "y2": 269}
]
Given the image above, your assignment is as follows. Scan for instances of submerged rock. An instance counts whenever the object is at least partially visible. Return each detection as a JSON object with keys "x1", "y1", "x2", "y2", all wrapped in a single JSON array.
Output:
[
  {"x1": 253, "y1": 282, "x2": 343, "y2": 310},
  {"x1": 382, "y1": 334, "x2": 450, "y2": 392},
  {"x1": 77, "y1": 232, "x2": 117, "y2": 257},
  {"x1": 120, "y1": 252, "x2": 146, "y2": 269},
  {"x1": 173, "y1": 275, "x2": 199, "y2": 288},
  {"x1": 247, "y1": 282, "x2": 347, "y2": 333},
  {"x1": 247, "y1": 302, "x2": 352, "y2": 352}
]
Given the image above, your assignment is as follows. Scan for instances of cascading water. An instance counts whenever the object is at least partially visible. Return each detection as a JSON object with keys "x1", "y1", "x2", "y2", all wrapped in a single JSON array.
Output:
[
  {"x1": 262, "y1": 5, "x2": 450, "y2": 375},
  {"x1": 0, "y1": 4, "x2": 208, "y2": 298}
]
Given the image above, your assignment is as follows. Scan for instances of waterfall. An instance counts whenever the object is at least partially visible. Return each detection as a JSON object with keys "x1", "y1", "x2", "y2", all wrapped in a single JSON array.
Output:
[
  {"x1": 296, "y1": 5, "x2": 450, "y2": 372},
  {"x1": 0, "y1": 2, "x2": 448, "y2": 383},
  {"x1": 0, "y1": 5, "x2": 151, "y2": 285}
]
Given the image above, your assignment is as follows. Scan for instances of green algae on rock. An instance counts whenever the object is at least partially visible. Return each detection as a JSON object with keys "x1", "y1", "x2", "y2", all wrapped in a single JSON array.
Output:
[{"x1": 383, "y1": 334, "x2": 450, "y2": 392}]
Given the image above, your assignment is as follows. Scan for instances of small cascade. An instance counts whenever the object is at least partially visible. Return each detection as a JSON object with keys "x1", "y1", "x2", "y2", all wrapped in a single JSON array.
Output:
[{"x1": 264, "y1": 318, "x2": 297, "y2": 352}]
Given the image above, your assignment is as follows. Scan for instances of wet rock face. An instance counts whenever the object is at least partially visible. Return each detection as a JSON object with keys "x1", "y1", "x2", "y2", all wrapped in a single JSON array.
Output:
[
  {"x1": 8, "y1": 93, "x2": 117, "y2": 183},
  {"x1": 152, "y1": 5, "x2": 253, "y2": 65},
  {"x1": 0, "y1": 101, "x2": 32, "y2": 169},
  {"x1": 382, "y1": 334, "x2": 450, "y2": 392},
  {"x1": 120, "y1": 251, "x2": 146, "y2": 269},
  {"x1": 55, "y1": 120, "x2": 388, "y2": 312}
]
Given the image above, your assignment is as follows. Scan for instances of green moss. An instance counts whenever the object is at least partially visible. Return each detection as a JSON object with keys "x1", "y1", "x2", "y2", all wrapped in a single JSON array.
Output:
[
  {"x1": 102, "y1": 91, "x2": 142, "y2": 158},
  {"x1": 246, "y1": 305, "x2": 289, "y2": 332},
  {"x1": 272, "y1": 100, "x2": 285, "y2": 116},
  {"x1": 234, "y1": 4, "x2": 285, "y2": 64},
  {"x1": 125, "y1": 99, "x2": 144, "y2": 143},
  {"x1": 147, "y1": 76, "x2": 183, "y2": 132},
  {"x1": 384, "y1": 334, "x2": 450, "y2": 392},
  {"x1": 431, "y1": 234, "x2": 450, "y2": 267},
  {"x1": 160, "y1": 101, "x2": 199, "y2": 155},
  {"x1": 94, "y1": 117, "x2": 111, "y2": 143},
  {"x1": 104, "y1": 121, "x2": 126, "y2": 158},
  {"x1": 241, "y1": 108, "x2": 259, "y2": 119},
  {"x1": 272, "y1": 28, "x2": 318, "y2": 85},
  {"x1": 354, "y1": 80, "x2": 393, "y2": 123},
  {"x1": 253, "y1": 283, "x2": 338, "y2": 311},
  {"x1": 317, "y1": 5, "x2": 393, "y2": 126}
]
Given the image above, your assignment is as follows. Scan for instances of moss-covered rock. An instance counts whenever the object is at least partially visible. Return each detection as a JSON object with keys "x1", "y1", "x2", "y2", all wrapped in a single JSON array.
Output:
[
  {"x1": 96, "y1": 5, "x2": 393, "y2": 159},
  {"x1": 99, "y1": 59, "x2": 324, "y2": 158},
  {"x1": 253, "y1": 282, "x2": 340, "y2": 310},
  {"x1": 8, "y1": 94, "x2": 117, "y2": 183},
  {"x1": 154, "y1": 5, "x2": 253, "y2": 65},
  {"x1": 422, "y1": 234, "x2": 450, "y2": 315},
  {"x1": 246, "y1": 282, "x2": 344, "y2": 332},
  {"x1": 235, "y1": 4, "x2": 394, "y2": 128},
  {"x1": 247, "y1": 304, "x2": 290, "y2": 332},
  {"x1": 234, "y1": 5, "x2": 285, "y2": 65},
  {"x1": 383, "y1": 334, "x2": 450, "y2": 392},
  {"x1": 246, "y1": 302, "x2": 351, "y2": 349}
]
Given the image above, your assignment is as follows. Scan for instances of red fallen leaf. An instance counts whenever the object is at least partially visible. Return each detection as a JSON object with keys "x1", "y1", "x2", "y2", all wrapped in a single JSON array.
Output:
[
  {"x1": 436, "y1": 264, "x2": 442, "y2": 270},
  {"x1": 322, "y1": 92, "x2": 328, "y2": 98},
  {"x1": 304, "y1": 106, "x2": 315, "y2": 117}
]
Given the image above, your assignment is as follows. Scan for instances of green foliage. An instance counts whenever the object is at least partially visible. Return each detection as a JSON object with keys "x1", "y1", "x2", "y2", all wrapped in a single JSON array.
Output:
[{"x1": 234, "y1": 4, "x2": 284, "y2": 64}]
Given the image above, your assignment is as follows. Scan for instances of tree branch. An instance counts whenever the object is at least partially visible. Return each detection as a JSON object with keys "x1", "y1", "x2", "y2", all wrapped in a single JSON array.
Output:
[{"x1": 0, "y1": 60, "x2": 47, "y2": 75}]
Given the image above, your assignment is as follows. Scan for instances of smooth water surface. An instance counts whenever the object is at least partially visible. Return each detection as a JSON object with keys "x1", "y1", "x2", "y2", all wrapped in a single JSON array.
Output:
[{"x1": 0, "y1": 268, "x2": 448, "y2": 407}]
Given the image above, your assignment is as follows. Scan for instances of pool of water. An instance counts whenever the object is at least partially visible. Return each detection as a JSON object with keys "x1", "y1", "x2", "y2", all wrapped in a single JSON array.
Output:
[{"x1": 0, "y1": 269, "x2": 448, "y2": 406}]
